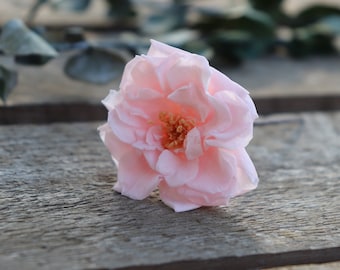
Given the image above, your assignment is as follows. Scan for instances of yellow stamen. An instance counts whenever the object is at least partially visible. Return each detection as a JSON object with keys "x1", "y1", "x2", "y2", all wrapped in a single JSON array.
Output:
[{"x1": 159, "y1": 112, "x2": 196, "y2": 150}]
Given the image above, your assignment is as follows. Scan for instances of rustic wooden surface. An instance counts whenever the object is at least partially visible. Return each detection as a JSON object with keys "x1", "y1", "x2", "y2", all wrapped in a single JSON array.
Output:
[
  {"x1": 1, "y1": 112, "x2": 339, "y2": 270},
  {"x1": 269, "y1": 261, "x2": 340, "y2": 270}
]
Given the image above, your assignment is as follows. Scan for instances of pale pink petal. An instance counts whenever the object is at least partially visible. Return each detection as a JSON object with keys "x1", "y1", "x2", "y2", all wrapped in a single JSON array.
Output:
[
  {"x1": 145, "y1": 125, "x2": 163, "y2": 149},
  {"x1": 159, "y1": 181, "x2": 200, "y2": 212},
  {"x1": 204, "y1": 91, "x2": 256, "y2": 149},
  {"x1": 143, "y1": 150, "x2": 161, "y2": 171},
  {"x1": 98, "y1": 123, "x2": 132, "y2": 164},
  {"x1": 165, "y1": 53, "x2": 211, "y2": 94},
  {"x1": 114, "y1": 150, "x2": 160, "y2": 200},
  {"x1": 108, "y1": 110, "x2": 138, "y2": 144},
  {"x1": 229, "y1": 148, "x2": 258, "y2": 197},
  {"x1": 115, "y1": 101, "x2": 149, "y2": 126},
  {"x1": 184, "y1": 127, "x2": 203, "y2": 160},
  {"x1": 175, "y1": 186, "x2": 229, "y2": 206},
  {"x1": 156, "y1": 150, "x2": 199, "y2": 187},
  {"x1": 120, "y1": 55, "x2": 162, "y2": 95},
  {"x1": 102, "y1": 90, "x2": 122, "y2": 111},
  {"x1": 208, "y1": 67, "x2": 248, "y2": 95},
  {"x1": 148, "y1": 39, "x2": 190, "y2": 58},
  {"x1": 132, "y1": 125, "x2": 163, "y2": 151},
  {"x1": 187, "y1": 148, "x2": 236, "y2": 195},
  {"x1": 168, "y1": 84, "x2": 211, "y2": 121},
  {"x1": 209, "y1": 67, "x2": 258, "y2": 120}
]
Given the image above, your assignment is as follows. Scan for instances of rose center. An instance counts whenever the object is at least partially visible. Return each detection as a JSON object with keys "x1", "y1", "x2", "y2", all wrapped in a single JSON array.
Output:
[{"x1": 159, "y1": 112, "x2": 195, "y2": 150}]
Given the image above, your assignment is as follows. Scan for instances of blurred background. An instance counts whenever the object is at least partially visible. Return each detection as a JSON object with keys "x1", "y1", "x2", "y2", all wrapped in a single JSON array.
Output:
[{"x1": 0, "y1": 0, "x2": 340, "y2": 122}]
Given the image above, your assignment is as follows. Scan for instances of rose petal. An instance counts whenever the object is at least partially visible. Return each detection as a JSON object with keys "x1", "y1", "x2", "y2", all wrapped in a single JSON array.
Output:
[
  {"x1": 108, "y1": 110, "x2": 137, "y2": 144},
  {"x1": 209, "y1": 67, "x2": 248, "y2": 95},
  {"x1": 159, "y1": 181, "x2": 200, "y2": 212},
  {"x1": 143, "y1": 150, "x2": 161, "y2": 171},
  {"x1": 168, "y1": 84, "x2": 210, "y2": 121},
  {"x1": 148, "y1": 39, "x2": 190, "y2": 58},
  {"x1": 209, "y1": 67, "x2": 258, "y2": 120},
  {"x1": 204, "y1": 91, "x2": 256, "y2": 149},
  {"x1": 156, "y1": 150, "x2": 199, "y2": 187},
  {"x1": 114, "y1": 150, "x2": 160, "y2": 200},
  {"x1": 98, "y1": 123, "x2": 133, "y2": 164},
  {"x1": 166, "y1": 54, "x2": 211, "y2": 94},
  {"x1": 187, "y1": 148, "x2": 236, "y2": 195},
  {"x1": 102, "y1": 90, "x2": 122, "y2": 111},
  {"x1": 229, "y1": 148, "x2": 259, "y2": 197},
  {"x1": 184, "y1": 127, "x2": 203, "y2": 160},
  {"x1": 120, "y1": 55, "x2": 162, "y2": 95}
]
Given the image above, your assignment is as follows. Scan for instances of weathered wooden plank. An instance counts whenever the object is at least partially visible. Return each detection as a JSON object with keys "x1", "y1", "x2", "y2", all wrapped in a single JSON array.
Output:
[
  {"x1": 0, "y1": 112, "x2": 339, "y2": 270},
  {"x1": 268, "y1": 261, "x2": 340, "y2": 270}
]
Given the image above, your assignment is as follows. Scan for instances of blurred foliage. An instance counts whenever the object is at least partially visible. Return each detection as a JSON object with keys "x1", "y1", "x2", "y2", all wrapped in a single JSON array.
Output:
[
  {"x1": 0, "y1": 19, "x2": 57, "y2": 103},
  {"x1": 0, "y1": 0, "x2": 340, "y2": 103},
  {"x1": 65, "y1": 46, "x2": 127, "y2": 84}
]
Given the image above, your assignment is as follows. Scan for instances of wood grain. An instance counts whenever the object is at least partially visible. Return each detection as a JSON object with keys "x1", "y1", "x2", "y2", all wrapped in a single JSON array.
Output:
[
  {"x1": 0, "y1": 112, "x2": 339, "y2": 270},
  {"x1": 268, "y1": 261, "x2": 340, "y2": 270}
]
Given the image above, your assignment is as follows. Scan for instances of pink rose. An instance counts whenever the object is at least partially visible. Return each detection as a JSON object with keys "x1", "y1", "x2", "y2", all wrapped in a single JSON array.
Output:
[{"x1": 99, "y1": 40, "x2": 258, "y2": 212}]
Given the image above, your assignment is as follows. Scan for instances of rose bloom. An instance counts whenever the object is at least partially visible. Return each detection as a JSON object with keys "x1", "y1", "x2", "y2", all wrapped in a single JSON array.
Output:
[{"x1": 99, "y1": 40, "x2": 258, "y2": 212}]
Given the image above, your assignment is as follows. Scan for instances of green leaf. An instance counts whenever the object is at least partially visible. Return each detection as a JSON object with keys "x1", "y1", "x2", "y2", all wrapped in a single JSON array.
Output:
[
  {"x1": 105, "y1": 0, "x2": 136, "y2": 20},
  {"x1": 64, "y1": 46, "x2": 127, "y2": 84},
  {"x1": 196, "y1": 7, "x2": 275, "y2": 38},
  {"x1": 316, "y1": 15, "x2": 340, "y2": 35},
  {"x1": 249, "y1": 0, "x2": 283, "y2": 11},
  {"x1": 288, "y1": 14, "x2": 340, "y2": 58},
  {"x1": 208, "y1": 30, "x2": 271, "y2": 63},
  {"x1": 0, "y1": 19, "x2": 58, "y2": 65},
  {"x1": 0, "y1": 63, "x2": 18, "y2": 103},
  {"x1": 248, "y1": 0, "x2": 287, "y2": 24},
  {"x1": 141, "y1": 3, "x2": 187, "y2": 35},
  {"x1": 289, "y1": 27, "x2": 336, "y2": 58},
  {"x1": 294, "y1": 5, "x2": 340, "y2": 26},
  {"x1": 50, "y1": 0, "x2": 92, "y2": 12}
]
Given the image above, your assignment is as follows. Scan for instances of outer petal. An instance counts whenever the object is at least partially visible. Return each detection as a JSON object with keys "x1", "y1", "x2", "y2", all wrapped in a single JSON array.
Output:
[
  {"x1": 165, "y1": 53, "x2": 211, "y2": 95},
  {"x1": 229, "y1": 148, "x2": 259, "y2": 197},
  {"x1": 159, "y1": 181, "x2": 201, "y2": 212},
  {"x1": 98, "y1": 123, "x2": 132, "y2": 164},
  {"x1": 114, "y1": 150, "x2": 160, "y2": 200},
  {"x1": 186, "y1": 148, "x2": 236, "y2": 195},
  {"x1": 209, "y1": 67, "x2": 258, "y2": 119},
  {"x1": 119, "y1": 55, "x2": 163, "y2": 96},
  {"x1": 156, "y1": 150, "x2": 199, "y2": 187},
  {"x1": 209, "y1": 67, "x2": 248, "y2": 95},
  {"x1": 108, "y1": 110, "x2": 138, "y2": 144},
  {"x1": 102, "y1": 90, "x2": 122, "y2": 111},
  {"x1": 148, "y1": 39, "x2": 190, "y2": 58},
  {"x1": 204, "y1": 91, "x2": 256, "y2": 149}
]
